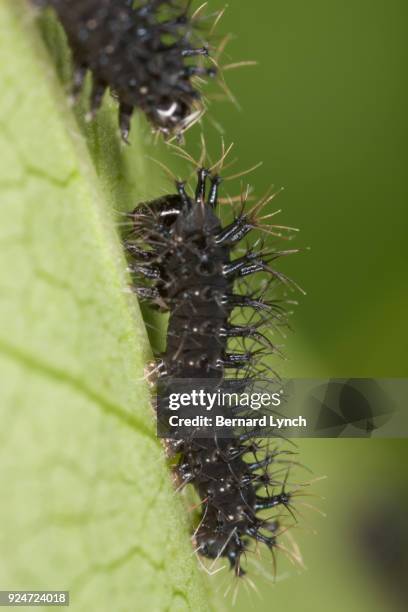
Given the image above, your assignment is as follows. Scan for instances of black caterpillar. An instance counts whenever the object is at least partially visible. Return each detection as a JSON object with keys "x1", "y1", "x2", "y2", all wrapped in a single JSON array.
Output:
[
  {"x1": 33, "y1": 0, "x2": 215, "y2": 141},
  {"x1": 125, "y1": 163, "x2": 306, "y2": 577}
]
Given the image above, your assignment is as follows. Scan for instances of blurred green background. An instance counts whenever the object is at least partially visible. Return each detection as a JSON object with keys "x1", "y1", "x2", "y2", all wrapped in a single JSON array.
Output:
[
  {"x1": 184, "y1": 1, "x2": 408, "y2": 610},
  {"x1": 195, "y1": 0, "x2": 408, "y2": 379}
]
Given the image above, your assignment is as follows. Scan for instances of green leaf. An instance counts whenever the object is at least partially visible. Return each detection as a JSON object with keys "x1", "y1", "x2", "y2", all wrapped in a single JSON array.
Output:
[{"x1": 0, "y1": 2, "x2": 211, "y2": 609}]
